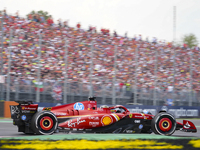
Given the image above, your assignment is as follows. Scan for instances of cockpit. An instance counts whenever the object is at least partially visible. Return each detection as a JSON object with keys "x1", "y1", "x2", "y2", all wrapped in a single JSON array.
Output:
[
  {"x1": 110, "y1": 107, "x2": 126, "y2": 113},
  {"x1": 100, "y1": 105, "x2": 129, "y2": 114}
]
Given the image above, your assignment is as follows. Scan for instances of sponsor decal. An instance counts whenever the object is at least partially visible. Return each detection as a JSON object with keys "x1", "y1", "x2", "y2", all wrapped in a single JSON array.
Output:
[
  {"x1": 21, "y1": 104, "x2": 29, "y2": 105},
  {"x1": 144, "y1": 116, "x2": 150, "y2": 119},
  {"x1": 100, "y1": 108, "x2": 104, "y2": 111},
  {"x1": 64, "y1": 128, "x2": 70, "y2": 130},
  {"x1": 74, "y1": 103, "x2": 84, "y2": 110},
  {"x1": 72, "y1": 128, "x2": 77, "y2": 131},
  {"x1": 21, "y1": 110, "x2": 35, "y2": 113},
  {"x1": 89, "y1": 116, "x2": 99, "y2": 120},
  {"x1": 184, "y1": 122, "x2": 191, "y2": 129},
  {"x1": 141, "y1": 113, "x2": 147, "y2": 119},
  {"x1": 126, "y1": 130, "x2": 134, "y2": 133},
  {"x1": 139, "y1": 124, "x2": 143, "y2": 129},
  {"x1": 88, "y1": 104, "x2": 92, "y2": 108},
  {"x1": 135, "y1": 115, "x2": 144, "y2": 118},
  {"x1": 54, "y1": 112, "x2": 67, "y2": 116},
  {"x1": 43, "y1": 107, "x2": 52, "y2": 111},
  {"x1": 101, "y1": 115, "x2": 113, "y2": 126},
  {"x1": 89, "y1": 122, "x2": 99, "y2": 127},
  {"x1": 21, "y1": 107, "x2": 37, "y2": 110},
  {"x1": 67, "y1": 118, "x2": 86, "y2": 127},
  {"x1": 79, "y1": 129, "x2": 84, "y2": 131},
  {"x1": 10, "y1": 106, "x2": 19, "y2": 114},
  {"x1": 129, "y1": 114, "x2": 132, "y2": 118},
  {"x1": 85, "y1": 129, "x2": 92, "y2": 131},
  {"x1": 134, "y1": 120, "x2": 141, "y2": 123},
  {"x1": 90, "y1": 101, "x2": 96, "y2": 103},
  {"x1": 21, "y1": 115, "x2": 26, "y2": 121}
]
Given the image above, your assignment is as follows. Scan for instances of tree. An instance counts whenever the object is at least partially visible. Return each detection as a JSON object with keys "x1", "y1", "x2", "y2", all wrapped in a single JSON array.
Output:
[
  {"x1": 182, "y1": 33, "x2": 198, "y2": 48},
  {"x1": 27, "y1": 10, "x2": 52, "y2": 20}
]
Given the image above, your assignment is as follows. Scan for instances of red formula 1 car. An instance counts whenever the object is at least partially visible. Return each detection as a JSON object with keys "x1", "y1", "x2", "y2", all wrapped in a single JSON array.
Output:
[{"x1": 10, "y1": 97, "x2": 197, "y2": 136}]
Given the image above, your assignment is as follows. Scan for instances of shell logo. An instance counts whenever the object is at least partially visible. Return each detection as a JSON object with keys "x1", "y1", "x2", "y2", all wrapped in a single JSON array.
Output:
[{"x1": 101, "y1": 116, "x2": 113, "y2": 126}]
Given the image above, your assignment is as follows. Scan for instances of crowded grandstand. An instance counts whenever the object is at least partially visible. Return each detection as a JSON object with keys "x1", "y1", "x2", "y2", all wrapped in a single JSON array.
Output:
[{"x1": 0, "y1": 9, "x2": 200, "y2": 104}]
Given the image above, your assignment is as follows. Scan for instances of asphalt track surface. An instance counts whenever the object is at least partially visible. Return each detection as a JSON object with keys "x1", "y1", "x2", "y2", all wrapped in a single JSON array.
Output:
[{"x1": 0, "y1": 119, "x2": 200, "y2": 139}]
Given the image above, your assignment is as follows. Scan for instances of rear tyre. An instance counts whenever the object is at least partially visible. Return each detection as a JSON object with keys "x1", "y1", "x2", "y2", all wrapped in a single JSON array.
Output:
[
  {"x1": 151, "y1": 112, "x2": 176, "y2": 136},
  {"x1": 31, "y1": 111, "x2": 58, "y2": 135}
]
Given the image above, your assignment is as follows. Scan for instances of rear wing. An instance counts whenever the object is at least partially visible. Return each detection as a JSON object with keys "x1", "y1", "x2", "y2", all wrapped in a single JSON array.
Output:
[
  {"x1": 15, "y1": 101, "x2": 33, "y2": 105},
  {"x1": 10, "y1": 101, "x2": 38, "y2": 119}
]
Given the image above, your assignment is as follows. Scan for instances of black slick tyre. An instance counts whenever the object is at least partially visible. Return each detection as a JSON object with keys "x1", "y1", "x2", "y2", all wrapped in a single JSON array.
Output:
[
  {"x1": 151, "y1": 112, "x2": 176, "y2": 136},
  {"x1": 31, "y1": 111, "x2": 58, "y2": 135}
]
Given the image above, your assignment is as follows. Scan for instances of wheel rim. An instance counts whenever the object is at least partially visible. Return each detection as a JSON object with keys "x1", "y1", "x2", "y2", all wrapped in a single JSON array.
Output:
[
  {"x1": 40, "y1": 116, "x2": 54, "y2": 131},
  {"x1": 158, "y1": 118, "x2": 172, "y2": 132}
]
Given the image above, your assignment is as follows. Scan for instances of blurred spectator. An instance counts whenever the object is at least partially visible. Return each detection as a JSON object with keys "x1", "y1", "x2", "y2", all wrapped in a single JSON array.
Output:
[
  {"x1": 1, "y1": 10, "x2": 200, "y2": 99},
  {"x1": 33, "y1": 14, "x2": 39, "y2": 22},
  {"x1": 40, "y1": 14, "x2": 45, "y2": 23},
  {"x1": 15, "y1": 10, "x2": 19, "y2": 18},
  {"x1": 77, "y1": 22, "x2": 81, "y2": 29},
  {"x1": 63, "y1": 20, "x2": 69, "y2": 27},
  {"x1": 113, "y1": 30, "x2": 117, "y2": 37},
  {"x1": 47, "y1": 16, "x2": 54, "y2": 26},
  {"x1": 152, "y1": 37, "x2": 157, "y2": 44},
  {"x1": 3, "y1": 8, "x2": 7, "y2": 16},
  {"x1": 58, "y1": 19, "x2": 62, "y2": 27}
]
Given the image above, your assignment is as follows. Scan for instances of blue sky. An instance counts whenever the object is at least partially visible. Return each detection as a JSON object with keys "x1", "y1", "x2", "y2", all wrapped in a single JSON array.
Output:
[{"x1": 0, "y1": 0, "x2": 200, "y2": 45}]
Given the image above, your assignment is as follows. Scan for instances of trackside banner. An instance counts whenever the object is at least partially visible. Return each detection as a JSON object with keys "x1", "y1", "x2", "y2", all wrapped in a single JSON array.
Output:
[
  {"x1": 125, "y1": 105, "x2": 200, "y2": 118},
  {"x1": 35, "y1": 102, "x2": 200, "y2": 118}
]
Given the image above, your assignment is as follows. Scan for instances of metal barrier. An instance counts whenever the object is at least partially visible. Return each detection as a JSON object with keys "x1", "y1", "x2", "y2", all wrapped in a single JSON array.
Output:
[{"x1": 1, "y1": 76, "x2": 200, "y2": 106}]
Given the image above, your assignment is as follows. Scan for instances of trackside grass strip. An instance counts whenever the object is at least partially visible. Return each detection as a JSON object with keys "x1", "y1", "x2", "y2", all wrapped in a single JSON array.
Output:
[{"x1": 0, "y1": 139, "x2": 189, "y2": 150}]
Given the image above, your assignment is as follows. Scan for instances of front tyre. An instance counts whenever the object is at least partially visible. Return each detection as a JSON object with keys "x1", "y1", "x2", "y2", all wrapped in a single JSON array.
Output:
[
  {"x1": 151, "y1": 112, "x2": 176, "y2": 136},
  {"x1": 31, "y1": 111, "x2": 58, "y2": 135}
]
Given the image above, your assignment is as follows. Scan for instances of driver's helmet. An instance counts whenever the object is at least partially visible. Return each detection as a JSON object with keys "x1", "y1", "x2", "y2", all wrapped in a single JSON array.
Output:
[
  {"x1": 115, "y1": 108, "x2": 121, "y2": 113},
  {"x1": 142, "y1": 109, "x2": 152, "y2": 115},
  {"x1": 143, "y1": 110, "x2": 149, "y2": 114}
]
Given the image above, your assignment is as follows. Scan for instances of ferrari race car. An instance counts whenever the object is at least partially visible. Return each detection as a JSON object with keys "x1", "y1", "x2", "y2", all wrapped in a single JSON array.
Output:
[{"x1": 10, "y1": 97, "x2": 197, "y2": 136}]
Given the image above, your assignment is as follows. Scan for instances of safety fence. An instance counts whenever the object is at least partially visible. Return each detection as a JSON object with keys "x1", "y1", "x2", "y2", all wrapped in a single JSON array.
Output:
[{"x1": 1, "y1": 76, "x2": 200, "y2": 106}]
